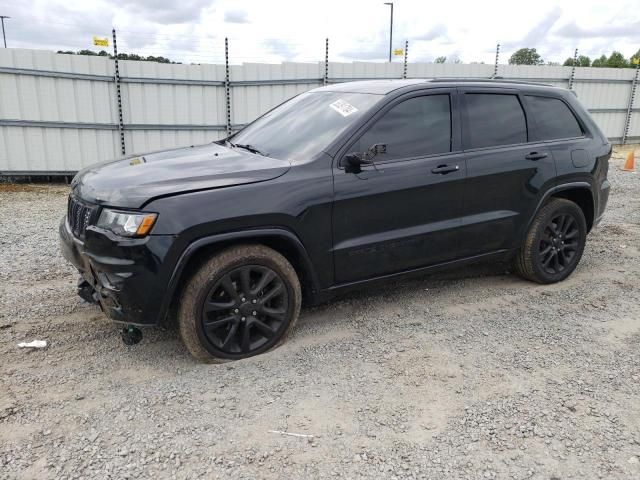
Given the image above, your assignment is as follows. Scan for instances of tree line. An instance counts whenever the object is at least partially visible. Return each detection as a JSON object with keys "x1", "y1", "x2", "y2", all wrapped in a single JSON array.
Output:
[
  {"x1": 509, "y1": 47, "x2": 640, "y2": 67},
  {"x1": 56, "y1": 49, "x2": 178, "y2": 64},
  {"x1": 57, "y1": 47, "x2": 640, "y2": 68}
]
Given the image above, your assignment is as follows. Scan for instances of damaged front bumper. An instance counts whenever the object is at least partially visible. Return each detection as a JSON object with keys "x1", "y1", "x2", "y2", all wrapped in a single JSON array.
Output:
[{"x1": 59, "y1": 217, "x2": 172, "y2": 326}]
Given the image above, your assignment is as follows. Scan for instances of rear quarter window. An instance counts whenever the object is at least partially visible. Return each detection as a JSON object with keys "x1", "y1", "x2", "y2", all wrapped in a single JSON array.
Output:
[{"x1": 525, "y1": 95, "x2": 583, "y2": 140}]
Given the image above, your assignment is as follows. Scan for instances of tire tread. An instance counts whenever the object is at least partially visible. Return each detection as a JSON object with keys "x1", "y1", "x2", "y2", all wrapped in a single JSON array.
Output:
[
  {"x1": 178, "y1": 244, "x2": 301, "y2": 363},
  {"x1": 514, "y1": 198, "x2": 586, "y2": 284}
]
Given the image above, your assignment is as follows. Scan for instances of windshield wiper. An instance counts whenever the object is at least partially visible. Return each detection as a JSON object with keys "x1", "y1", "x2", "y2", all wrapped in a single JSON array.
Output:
[{"x1": 233, "y1": 143, "x2": 269, "y2": 157}]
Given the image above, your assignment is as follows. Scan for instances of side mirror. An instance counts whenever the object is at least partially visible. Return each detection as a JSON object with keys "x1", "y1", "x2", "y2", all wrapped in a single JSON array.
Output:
[
  {"x1": 342, "y1": 143, "x2": 387, "y2": 174},
  {"x1": 343, "y1": 153, "x2": 365, "y2": 174}
]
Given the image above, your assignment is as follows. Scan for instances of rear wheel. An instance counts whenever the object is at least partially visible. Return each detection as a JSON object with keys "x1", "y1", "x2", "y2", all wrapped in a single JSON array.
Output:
[
  {"x1": 179, "y1": 245, "x2": 301, "y2": 362},
  {"x1": 514, "y1": 198, "x2": 587, "y2": 284}
]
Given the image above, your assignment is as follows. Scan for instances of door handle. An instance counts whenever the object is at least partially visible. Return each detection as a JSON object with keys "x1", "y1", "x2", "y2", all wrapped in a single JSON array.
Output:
[
  {"x1": 525, "y1": 152, "x2": 548, "y2": 161},
  {"x1": 431, "y1": 164, "x2": 460, "y2": 174}
]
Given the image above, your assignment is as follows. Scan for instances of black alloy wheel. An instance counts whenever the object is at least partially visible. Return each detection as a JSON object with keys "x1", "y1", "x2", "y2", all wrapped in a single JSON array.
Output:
[
  {"x1": 201, "y1": 265, "x2": 289, "y2": 355},
  {"x1": 178, "y1": 244, "x2": 302, "y2": 362},
  {"x1": 514, "y1": 198, "x2": 587, "y2": 284},
  {"x1": 537, "y1": 213, "x2": 580, "y2": 275}
]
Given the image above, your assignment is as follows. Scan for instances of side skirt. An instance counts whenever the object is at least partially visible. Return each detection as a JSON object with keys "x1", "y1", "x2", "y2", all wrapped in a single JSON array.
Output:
[{"x1": 316, "y1": 249, "x2": 513, "y2": 302}]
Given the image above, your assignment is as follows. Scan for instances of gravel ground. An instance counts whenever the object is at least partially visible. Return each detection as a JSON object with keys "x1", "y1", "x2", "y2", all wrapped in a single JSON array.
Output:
[{"x1": 1, "y1": 149, "x2": 639, "y2": 480}]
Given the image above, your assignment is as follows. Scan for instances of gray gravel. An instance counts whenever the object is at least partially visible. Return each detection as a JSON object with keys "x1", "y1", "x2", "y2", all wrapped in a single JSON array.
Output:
[{"x1": 1, "y1": 149, "x2": 639, "y2": 479}]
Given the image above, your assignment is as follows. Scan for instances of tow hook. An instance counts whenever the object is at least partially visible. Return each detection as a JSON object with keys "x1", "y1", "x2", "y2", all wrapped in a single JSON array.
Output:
[
  {"x1": 120, "y1": 325, "x2": 143, "y2": 345},
  {"x1": 77, "y1": 278, "x2": 100, "y2": 304}
]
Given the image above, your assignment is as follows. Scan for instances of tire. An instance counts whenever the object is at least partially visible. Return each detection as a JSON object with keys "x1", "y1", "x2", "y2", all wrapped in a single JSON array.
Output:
[
  {"x1": 178, "y1": 244, "x2": 302, "y2": 363},
  {"x1": 514, "y1": 198, "x2": 587, "y2": 284}
]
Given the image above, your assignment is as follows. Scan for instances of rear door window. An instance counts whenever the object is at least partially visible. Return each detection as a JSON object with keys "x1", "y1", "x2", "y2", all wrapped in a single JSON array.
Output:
[
  {"x1": 525, "y1": 95, "x2": 583, "y2": 140},
  {"x1": 354, "y1": 94, "x2": 451, "y2": 161},
  {"x1": 464, "y1": 93, "x2": 527, "y2": 149}
]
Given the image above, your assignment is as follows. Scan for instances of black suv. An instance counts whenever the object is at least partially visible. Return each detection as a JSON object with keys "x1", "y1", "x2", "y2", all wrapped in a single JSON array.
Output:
[{"x1": 60, "y1": 79, "x2": 611, "y2": 362}]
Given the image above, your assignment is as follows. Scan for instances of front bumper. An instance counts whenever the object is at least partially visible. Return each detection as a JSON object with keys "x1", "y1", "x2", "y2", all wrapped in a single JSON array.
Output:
[{"x1": 59, "y1": 218, "x2": 173, "y2": 326}]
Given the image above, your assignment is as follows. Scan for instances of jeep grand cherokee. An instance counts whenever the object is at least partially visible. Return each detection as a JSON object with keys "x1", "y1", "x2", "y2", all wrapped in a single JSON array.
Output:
[{"x1": 60, "y1": 79, "x2": 611, "y2": 362}]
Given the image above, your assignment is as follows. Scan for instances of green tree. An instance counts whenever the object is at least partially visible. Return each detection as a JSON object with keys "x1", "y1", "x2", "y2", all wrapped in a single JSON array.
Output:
[
  {"x1": 434, "y1": 56, "x2": 446, "y2": 63},
  {"x1": 563, "y1": 55, "x2": 591, "y2": 67},
  {"x1": 578, "y1": 55, "x2": 591, "y2": 67},
  {"x1": 607, "y1": 51, "x2": 629, "y2": 68},
  {"x1": 591, "y1": 55, "x2": 608, "y2": 67},
  {"x1": 508, "y1": 48, "x2": 543, "y2": 65},
  {"x1": 629, "y1": 48, "x2": 640, "y2": 66}
]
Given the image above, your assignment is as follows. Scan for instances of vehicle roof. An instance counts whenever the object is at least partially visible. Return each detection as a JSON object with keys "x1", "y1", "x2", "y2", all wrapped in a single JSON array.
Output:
[{"x1": 311, "y1": 78, "x2": 561, "y2": 95}]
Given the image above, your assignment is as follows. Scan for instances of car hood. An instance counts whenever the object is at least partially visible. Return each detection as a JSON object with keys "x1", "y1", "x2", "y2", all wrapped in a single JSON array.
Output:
[{"x1": 72, "y1": 142, "x2": 291, "y2": 208}]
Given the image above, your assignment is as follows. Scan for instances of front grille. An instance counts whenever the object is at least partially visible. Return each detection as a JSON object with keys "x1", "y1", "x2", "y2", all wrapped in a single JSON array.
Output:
[{"x1": 67, "y1": 195, "x2": 98, "y2": 238}]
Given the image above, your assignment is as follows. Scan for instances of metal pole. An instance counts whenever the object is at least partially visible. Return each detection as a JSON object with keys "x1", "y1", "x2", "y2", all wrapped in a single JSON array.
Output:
[
  {"x1": 112, "y1": 28, "x2": 126, "y2": 156},
  {"x1": 493, "y1": 43, "x2": 500, "y2": 78},
  {"x1": 224, "y1": 37, "x2": 232, "y2": 136},
  {"x1": 403, "y1": 40, "x2": 408, "y2": 79},
  {"x1": 324, "y1": 38, "x2": 329, "y2": 86},
  {"x1": 622, "y1": 63, "x2": 639, "y2": 145},
  {"x1": 568, "y1": 48, "x2": 578, "y2": 90},
  {"x1": 0, "y1": 16, "x2": 9, "y2": 48},
  {"x1": 384, "y1": 3, "x2": 393, "y2": 62}
]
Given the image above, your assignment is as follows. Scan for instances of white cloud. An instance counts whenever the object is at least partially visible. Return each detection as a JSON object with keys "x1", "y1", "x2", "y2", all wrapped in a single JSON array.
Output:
[
  {"x1": 224, "y1": 9, "x2": 249, "y2": 24},
  {"x1": 0, "y1": 0, "x2": 639, "y2": 65}
]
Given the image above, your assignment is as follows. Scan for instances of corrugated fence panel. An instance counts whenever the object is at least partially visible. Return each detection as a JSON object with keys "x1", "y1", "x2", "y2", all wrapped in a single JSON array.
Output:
[
  {"x1": 573, "y1": 67, "x2": 636, "y2": 141},
  {"x1": 624, "y1": 69, "x2": 640, "y2": 140},
  {"x1": 231, "y1": 62, "x2": 323, "y2": 126},
  {"x1": 628, "y1": 113, "x2": 640, "y2": 139},
  {"x1": 1, "y1": 49, "x2": 639, "y2": 173},
  {"x1": 118, "y1": 60, "x2": 228, "y2": 153},
  {"x1": 408, "y1": 62, "x2": 494, "y2": 78},
  {"x1": 334, "y1": 61, "x2": 404, "y2": 80},
  {"x1": 0, "y1": 49, "x2": 120, "y2": 172}
]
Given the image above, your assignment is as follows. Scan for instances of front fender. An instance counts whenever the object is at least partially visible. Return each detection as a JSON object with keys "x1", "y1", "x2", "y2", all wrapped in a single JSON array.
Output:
[{"x1": 157, "y1": 227, "x2": 323, "y2": 324}]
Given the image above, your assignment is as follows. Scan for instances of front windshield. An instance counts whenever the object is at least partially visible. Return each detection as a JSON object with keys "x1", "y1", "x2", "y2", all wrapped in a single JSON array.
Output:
[{"x1": 229, "y1": 91, "x2": 382, "y2": 161}]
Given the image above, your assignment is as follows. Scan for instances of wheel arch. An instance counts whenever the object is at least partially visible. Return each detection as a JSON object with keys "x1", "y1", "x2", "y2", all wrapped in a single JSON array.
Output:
[
  {"x1": 159, "y1": 228, "x2": 321, "y2": 326},
  {"x1": 531, "y1": 182, "x2": 595, "y2": 234},
  {"x1": 548, "y1": 184, "x2": 595, "y2": 233}
]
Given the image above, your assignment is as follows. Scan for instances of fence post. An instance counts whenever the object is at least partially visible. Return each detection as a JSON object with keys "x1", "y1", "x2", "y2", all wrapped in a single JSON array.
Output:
[
  {"x1": 324, "y1": 38, "x2": 329, "y2": 86},
  {"x1": 568, "y1": 48, "x2": 578, "y2": 90},
  {"x1": 403, "y1": 40, "x2": 408, "y2": 79},
  {"x1": 622, "y1": 63, "x2": 639, "y2": 145},
  {"x1": 224, "y1": 37, "x2": 232, "y2": 136},
  {"x1": 112, "y1": 28, "x2": 126, "y2": 156},
  {"x1": 492, "y1": 43, "x2": 500, "y2": 78}
]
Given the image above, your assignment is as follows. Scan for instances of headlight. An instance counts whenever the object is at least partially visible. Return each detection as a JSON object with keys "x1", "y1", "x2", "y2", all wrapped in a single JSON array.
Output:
[{"x1": 96, "y1": 209, "x2": 157, "y2": 237}]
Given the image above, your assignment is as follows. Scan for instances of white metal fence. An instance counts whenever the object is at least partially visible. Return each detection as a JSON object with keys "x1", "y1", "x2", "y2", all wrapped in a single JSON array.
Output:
[{"x1": 1, "y1": 48, "x2": 638, "y2": 174}]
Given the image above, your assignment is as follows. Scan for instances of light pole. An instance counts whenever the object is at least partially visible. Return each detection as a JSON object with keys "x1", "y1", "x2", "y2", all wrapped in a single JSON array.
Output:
[
  {"x1": 384, "y1": 3, "x2": 393, "y2": 62},
  {"x1": 0, "y1": 16, "x2": 9, "y2": 48}
]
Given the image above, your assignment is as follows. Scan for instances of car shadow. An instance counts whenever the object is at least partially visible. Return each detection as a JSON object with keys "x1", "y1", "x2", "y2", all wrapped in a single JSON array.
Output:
[
  {"x1": 300, "y1": 260, "x2": 512, "y2": 319},
  {"x1": 125, "y1": 260, "x2": 513, "y2": 365}
]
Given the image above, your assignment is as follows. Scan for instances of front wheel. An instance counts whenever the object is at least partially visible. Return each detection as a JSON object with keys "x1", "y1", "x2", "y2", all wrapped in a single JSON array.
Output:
[
  {"x1": 514, "y1": 198, "x2": 587, "y2": 284},
  {"x1": 178, "y1": 244, "x2": 302, "y2": 362}
]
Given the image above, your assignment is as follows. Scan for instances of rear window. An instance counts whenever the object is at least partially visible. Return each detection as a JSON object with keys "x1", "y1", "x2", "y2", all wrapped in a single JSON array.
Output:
[
  {"x1": 526, "y1": 95, "x2": 583, "y2": 140},
  {"x1": 464, "y1": 94, "x2": 527, "y2": 149}
]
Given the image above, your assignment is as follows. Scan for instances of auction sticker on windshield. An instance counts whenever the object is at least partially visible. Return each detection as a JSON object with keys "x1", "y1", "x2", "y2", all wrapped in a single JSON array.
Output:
[{"x1": 330, "y1": 99, "x2": 358, "y2": 117}]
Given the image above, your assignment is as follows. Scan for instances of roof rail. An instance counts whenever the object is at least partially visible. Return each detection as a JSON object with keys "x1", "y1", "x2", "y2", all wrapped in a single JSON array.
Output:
[{"x1": 428, "y1": 78, "x2": 552, "y2": 87}]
